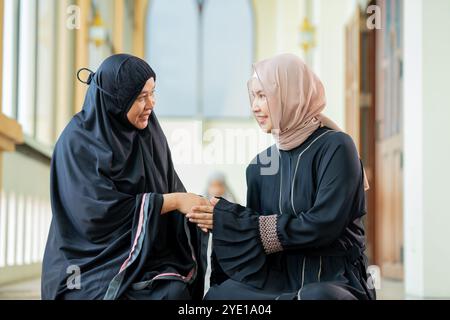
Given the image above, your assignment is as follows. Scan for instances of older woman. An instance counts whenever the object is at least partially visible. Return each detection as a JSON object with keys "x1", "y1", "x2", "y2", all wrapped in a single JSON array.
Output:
[{"x1": 42, "y1": 54, "x2": 211, "y2": 300}]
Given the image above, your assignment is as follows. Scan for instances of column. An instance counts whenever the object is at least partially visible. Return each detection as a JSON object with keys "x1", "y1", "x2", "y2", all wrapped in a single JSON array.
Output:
[{"x1": 403, "y1": 0, "x2": 450, "y2": 298}]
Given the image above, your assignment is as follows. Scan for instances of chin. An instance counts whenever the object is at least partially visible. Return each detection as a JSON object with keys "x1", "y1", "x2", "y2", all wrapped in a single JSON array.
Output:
[
  {"x1": 137, "y1": 122, "x2": 149, "y2": 130},
  {"x1": 260, "y1": 125, "x2": 272, "y2": 133}
]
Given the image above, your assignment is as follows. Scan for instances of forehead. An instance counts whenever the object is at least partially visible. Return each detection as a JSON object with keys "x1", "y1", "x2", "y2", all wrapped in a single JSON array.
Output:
[
  {"x1": 141, "y1": 77, "x2": 155, "y2": 92},
  {"x1": 249, "y1": 77, "x2": 264, "y2": 92}
]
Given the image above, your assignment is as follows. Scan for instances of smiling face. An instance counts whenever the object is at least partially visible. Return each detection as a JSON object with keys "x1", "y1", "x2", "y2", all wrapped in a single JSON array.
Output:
[
  {"x1": 126, "y1": 78, "x2": 155, "y2": 130},
  {"x1": 249, "y1": 78, "x2": 273, "y2": 133}
]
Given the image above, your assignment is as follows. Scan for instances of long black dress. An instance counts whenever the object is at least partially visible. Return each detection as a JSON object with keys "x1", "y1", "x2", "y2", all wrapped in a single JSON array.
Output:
[
  {"x1": 41, "y1": 54, "x2": 206, "y2": 300},
  {"x1": 205, "y1": 126, "x2": 376, "y2": 300}
]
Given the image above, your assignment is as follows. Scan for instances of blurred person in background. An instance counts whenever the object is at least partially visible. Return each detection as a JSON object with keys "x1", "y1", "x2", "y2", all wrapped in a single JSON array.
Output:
[{"x1": 204, "y1": 171, "x2": 236, "y2": 203}]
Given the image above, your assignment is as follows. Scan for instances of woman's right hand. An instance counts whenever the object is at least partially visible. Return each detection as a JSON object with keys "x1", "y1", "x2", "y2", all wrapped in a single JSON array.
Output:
[
  {"x1": 162, "y1": 192, "x2": 210, "y2": 215},
  {"x1": 176, "y1": 193, "x2": 210, "y2": 215}
]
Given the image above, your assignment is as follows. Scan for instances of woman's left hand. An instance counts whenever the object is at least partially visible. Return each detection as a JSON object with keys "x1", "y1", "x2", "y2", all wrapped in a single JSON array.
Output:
[{"x1": 187, "y1": 199, "x2": 217, "y2": 233}]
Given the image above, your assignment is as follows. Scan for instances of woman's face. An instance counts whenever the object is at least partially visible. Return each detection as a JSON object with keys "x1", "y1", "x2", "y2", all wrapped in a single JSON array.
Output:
[
  {"x1": 249, "y1": 78, "x2": 273, "y2": 133},
  {"x1": 127, "y1": 77, "x2": 155, "y2": 129}
]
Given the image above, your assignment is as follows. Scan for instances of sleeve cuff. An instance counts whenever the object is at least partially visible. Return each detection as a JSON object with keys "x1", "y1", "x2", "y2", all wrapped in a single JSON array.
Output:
[{"x1": 259, "y1": 215, "x2": 283, "y2": 254}]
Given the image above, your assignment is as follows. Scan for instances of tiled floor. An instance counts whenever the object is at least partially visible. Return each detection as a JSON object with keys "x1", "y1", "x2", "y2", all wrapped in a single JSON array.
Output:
[{"x1": 0, "y1": 277, "x2": 407, "y2": 300}]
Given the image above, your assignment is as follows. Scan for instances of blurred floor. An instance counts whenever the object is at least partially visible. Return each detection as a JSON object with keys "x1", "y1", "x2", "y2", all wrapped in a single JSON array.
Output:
[
  {"x1": 376, "y1": 279, "x2": 405, "y2": 300},
  {"x1": 0, "y1": 277, "x2": 41, "y2": 300},
  {"x1": 0, "y1": 277, "x2": 407, "y2": 300}
]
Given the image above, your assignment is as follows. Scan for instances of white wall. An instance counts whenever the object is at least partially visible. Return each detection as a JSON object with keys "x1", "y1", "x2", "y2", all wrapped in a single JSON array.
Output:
[
  {"x1": 422, "y1": 0, "x2": 450, "y2": 298},
  {"x1": 2, "y1": 152, "x2": 50, "y2": 198},
  {"x1": 403, "y1": 0, "x2": 424, "y2": 297},
  {"x1": 1, "y1": 151, "x2": 52, "y2": 284},
  {"x1": 404, "y1": 0, "x2": 450, "y2": 298}
]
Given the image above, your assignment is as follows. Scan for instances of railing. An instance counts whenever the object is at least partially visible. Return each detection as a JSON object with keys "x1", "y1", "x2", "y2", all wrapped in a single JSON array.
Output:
[{"x1": 0, "y1": 190, "x2": 51, "y2": 284}]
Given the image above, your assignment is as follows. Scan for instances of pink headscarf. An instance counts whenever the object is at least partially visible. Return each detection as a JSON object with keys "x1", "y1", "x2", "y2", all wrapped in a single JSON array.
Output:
[{"x1": 250, "y1": 53, "x2": 369, "y2": 191}]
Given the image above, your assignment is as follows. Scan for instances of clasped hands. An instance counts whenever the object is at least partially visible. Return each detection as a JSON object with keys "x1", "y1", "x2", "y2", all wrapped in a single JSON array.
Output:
[
  {"x1": 164, "y1": 193, "x2": 219, "y2": 233},
  {"x1": 161, "y1": 192, "x2": 219, "y2": 232},
  {"x1": 186, "y1": 196, "x2": 219, "y2": 233}
]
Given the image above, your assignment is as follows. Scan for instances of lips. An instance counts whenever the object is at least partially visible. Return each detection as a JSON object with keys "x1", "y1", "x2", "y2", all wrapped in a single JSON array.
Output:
[
  {"x1": 140, "y1": 111, "x2": 152, "y2": 119},
  {"x1": 256, "y1": 115, "x2": 268, "y2": 123}
]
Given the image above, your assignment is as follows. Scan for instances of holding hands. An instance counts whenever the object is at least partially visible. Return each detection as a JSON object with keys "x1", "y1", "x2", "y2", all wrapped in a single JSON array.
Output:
[
  {"x1": 187, "y1": 197, "x2": 219, "y2": 233},
  {"x1": 162, "y1": 193, "x2": 219, "y2": 233}
]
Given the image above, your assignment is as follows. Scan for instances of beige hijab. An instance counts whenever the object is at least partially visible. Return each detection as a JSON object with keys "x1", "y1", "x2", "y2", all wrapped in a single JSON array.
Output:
[{"x1": 250, "y1": 53, "x2": 369, "y2": 191}]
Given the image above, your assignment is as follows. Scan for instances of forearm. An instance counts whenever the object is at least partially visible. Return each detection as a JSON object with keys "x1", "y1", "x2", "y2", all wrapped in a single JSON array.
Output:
[{"x1": 161, "y1": 193, "x2": 180, "y2": 214}]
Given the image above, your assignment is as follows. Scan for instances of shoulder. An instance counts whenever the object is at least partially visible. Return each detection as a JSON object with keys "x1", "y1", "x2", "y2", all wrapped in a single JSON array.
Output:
[
  {"x1": 319, "y1": 130, "x2": 358, "y2": 157},
  {"x1": 316, "y1": 130, "x2": 361, "y2": 174},
  {"x1": 54, "y1": 118, "x2": 109, "y2": 159}
]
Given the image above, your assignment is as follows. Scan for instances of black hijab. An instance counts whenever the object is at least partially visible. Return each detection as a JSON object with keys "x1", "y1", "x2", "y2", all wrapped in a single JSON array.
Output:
[{"x1": 42, "y1": 54, "x2": 203, "y2": 300}]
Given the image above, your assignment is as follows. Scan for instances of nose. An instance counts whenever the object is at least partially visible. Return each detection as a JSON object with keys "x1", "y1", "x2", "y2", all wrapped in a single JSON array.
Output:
[
  {"x1": 146, "y1": 96, "x2": 155, "y2": 110},
  {"x1": 251, "y1": 101, "x2": 261, "y2": 113}
]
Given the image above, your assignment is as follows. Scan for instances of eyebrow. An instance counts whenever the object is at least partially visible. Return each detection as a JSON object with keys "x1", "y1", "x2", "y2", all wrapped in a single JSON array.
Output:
[{"x1": 138, "y1": 87, "x2": 156, "y2": 97}]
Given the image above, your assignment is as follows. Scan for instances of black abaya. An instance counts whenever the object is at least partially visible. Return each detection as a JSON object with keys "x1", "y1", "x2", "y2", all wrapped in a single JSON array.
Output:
[
  {"x1": 206, "y1": 127, "x2": 376, "y2": 300},
  {"x1": 42, "y1": 54, "x2": 205, "y2": 300}
]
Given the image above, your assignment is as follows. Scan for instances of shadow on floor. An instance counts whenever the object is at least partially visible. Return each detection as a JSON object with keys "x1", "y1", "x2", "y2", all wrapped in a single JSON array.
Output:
[{"x1": 0, "y1": 277, "x2": 408, "y2": 300}]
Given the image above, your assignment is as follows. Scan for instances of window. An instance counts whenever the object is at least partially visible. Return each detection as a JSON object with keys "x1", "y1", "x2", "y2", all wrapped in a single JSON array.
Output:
[
  {"x1": 1, "y1": 0, "x2": 64, "y2": 150},
  {"x1": 1, "y1": 0, "x2": 19, "y2": 119},
  {"x1": 146, "y1": 0, "x2": 254, "y2": 118},
  {"x1": 35, "y1": 0, "x2": 57, "y2": 146},
  {"x1": 54, "y1": 0, "x2": 76, "y2": 140},
  {"x1": 202, "y1": 0, "x2": 253, "y2": 118},
  {"x1": 17, "y1": 0, "x2": 37, "y2": 137},
  {"x1": 146, "y1": 0, "x2": 199, "y2": 117}
]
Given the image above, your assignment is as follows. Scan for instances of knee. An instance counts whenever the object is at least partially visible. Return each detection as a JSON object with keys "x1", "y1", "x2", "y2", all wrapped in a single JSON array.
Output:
[
  {"x1": 203, "y1": 285, "x2": 220, "y2": 300},
  {"x1": 300, "y1": 283, "x2": 356, "y2": 300},
  {"x1": 166, "y1": 281, "x2": 191, "y2": 300},
  {"x1": 203, "y1": 280, "x2": 243, "y2": 300}
]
